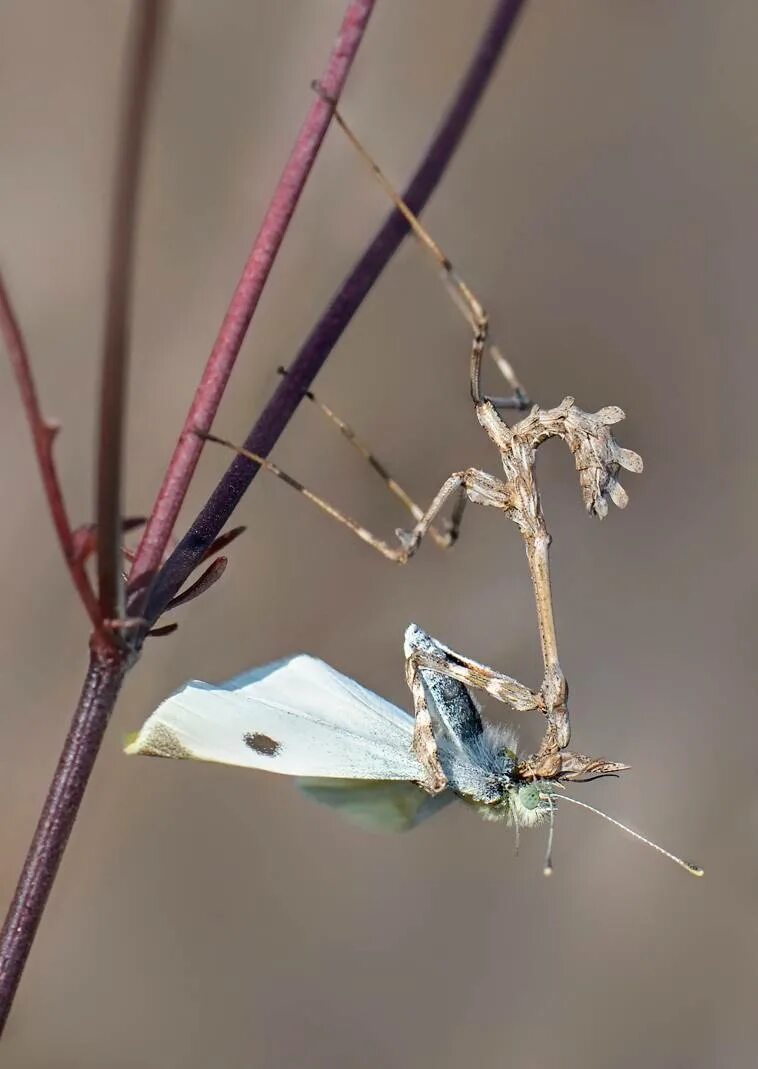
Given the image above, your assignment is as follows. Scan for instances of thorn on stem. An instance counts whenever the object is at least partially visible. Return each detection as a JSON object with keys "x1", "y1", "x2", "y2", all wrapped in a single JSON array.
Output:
[
  {"x1": 71, "y1": 516, "x2": 149, "y2": 566},
  {"x1": 276, "y1": 365, "x2": 315, "y2": 400},
  {"x1": 310, "y1": 79, "x2": 337, "y2": 108},
  {"x1": 125, "y1": 568, "x2": 156, "y2": 600},
  {"x1": 104, "y1": 614, "x2": 148, "y2": 633},
  {"x1": 166, "y1": 556, "x2": 228, "y2": 611},
  {"x1": 199, "y1": 526, "x2": 246, "y2": 564},
  {"x1": 122, "y1": 516, "x2": 148, "y2": 533}
]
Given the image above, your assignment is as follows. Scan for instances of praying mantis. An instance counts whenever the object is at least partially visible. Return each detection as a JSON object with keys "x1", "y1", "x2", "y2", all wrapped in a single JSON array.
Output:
[{"x1": 202, "y1": 89, "x2": 644, "y2": 797}]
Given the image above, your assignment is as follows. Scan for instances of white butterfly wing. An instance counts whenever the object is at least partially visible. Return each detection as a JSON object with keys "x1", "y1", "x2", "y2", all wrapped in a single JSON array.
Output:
[{"x1": 125, "y1": 654, "x2": 425, "y2": 782}]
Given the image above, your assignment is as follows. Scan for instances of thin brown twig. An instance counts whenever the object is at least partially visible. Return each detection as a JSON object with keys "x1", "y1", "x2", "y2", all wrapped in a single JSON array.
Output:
[
  {"x1": 127, "y1": 0, "x2": 378, "y2": 600},
  {"x1": 0, "y1": 270, "x2": 104, "y2": 636},
  {"x1": 96, "y1": 0, "x2": 167, "y2": 626}
]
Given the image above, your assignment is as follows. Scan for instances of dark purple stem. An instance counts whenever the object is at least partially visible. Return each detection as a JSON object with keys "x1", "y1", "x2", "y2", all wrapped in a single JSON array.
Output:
[
  {"x1": 128, "y1": 0, "x2": 378, "y2": 595},
  {"x1": 145, "y1": 0, "x2": 527, "y2": 623},
  {"x1": 0, "y1": 648, "x2": 129, "y2": 1034}
]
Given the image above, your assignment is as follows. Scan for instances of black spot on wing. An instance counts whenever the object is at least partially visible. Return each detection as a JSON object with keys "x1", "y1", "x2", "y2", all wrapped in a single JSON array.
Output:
[{"x1": 243, "y1": 732, "x2": 281, "y2": 757}]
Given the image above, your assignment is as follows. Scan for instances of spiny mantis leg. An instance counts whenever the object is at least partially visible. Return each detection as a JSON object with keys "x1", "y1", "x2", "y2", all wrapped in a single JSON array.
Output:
[
  {"x1": 404, "y1": 649, "x2": 447, "y2": 794},
  {"x1": 317, "y1": 85, "x2": 529, "y2": 410},
  {"x1": 524, "y1": 526, "x2": 567, "y2": 751},
  {"x1": 403, "y1": 625, "x2": 626, "y2": 788},
  {"x1": 404, "y1": 623, "x2": 539, "y2": 714},
  {"x1": 276, "y1": 366, "x2": 453, "y2": 549},
  {"x1": 200, "y1": 431, "x2": 507, "y2": 565},
  {"x1": 278, "y1": 90, "x2": 534, "y2": 551},
  {"x1": 401, "y1": 622, "x2": 536, "y2": 797},
  {"x1": 275, "y1": 353, "x2": 524, "y2": 545},
  {"x1": 403, "y1": 623, "x2": 536, "y2": 794},
  {"x1": 505, "y1": 451, "x2": 567, "y2": 749}
]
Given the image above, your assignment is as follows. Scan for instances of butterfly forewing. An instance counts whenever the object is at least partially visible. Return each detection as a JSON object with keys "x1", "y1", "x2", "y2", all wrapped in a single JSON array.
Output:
[{"x1": 126, "y1": 654, "x2": 425, "y2": 782}]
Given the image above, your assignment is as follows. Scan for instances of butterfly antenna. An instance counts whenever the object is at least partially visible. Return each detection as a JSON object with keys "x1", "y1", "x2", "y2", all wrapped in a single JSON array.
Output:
[
  {"x1": 543, "y1": 794, "x2": 555, "y2": 877},
  {"x1": 548, "y1": 793, "x2": 703, "y2": 877}
]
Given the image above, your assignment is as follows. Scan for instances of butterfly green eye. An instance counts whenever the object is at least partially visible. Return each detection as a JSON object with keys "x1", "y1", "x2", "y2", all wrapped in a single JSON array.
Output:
[{"x1": 517, "y1": 784, "x2": 541, "y2": 811}]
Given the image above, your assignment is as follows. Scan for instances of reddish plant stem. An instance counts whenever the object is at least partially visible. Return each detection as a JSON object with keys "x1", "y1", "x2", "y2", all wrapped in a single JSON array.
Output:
[
  {"x1": 0, "y1": 271, "x2": 104, "y2": 637},
  {"x1": 128, "y1": 0, "x2": 378, "y2": 597},
  {"x1": 0, "y1": 1, "x2": 377, "y2": 1032},
  {"x1": 145, "y1": 0, "x2": 527, "y2": 624},
  {"x1": 97, "y1": 0, "x2": 167, "y2": 624},
  {"x1": 0, "y1": 4, "x2": 166, "y2": 1031},
  {"x1": 0, "y1": 647, "x2": 129, "y2": 1035}
]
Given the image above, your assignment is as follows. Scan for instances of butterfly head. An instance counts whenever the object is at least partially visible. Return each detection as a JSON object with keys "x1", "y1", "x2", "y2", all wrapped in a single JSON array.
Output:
[{"x1": 506, "y1": 780, "x2": 554, "y2": 828}]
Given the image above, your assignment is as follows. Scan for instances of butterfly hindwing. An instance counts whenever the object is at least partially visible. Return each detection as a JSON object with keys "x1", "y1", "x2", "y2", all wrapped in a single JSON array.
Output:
[{"x1": 298, "y1": 777, "x2": 454, "y2": 832}]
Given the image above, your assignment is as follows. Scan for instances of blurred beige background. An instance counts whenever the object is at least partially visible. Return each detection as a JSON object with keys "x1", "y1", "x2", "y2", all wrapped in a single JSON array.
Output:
[{"x1": 1, "y1": 2, "x2": 756, "y2": 1066}]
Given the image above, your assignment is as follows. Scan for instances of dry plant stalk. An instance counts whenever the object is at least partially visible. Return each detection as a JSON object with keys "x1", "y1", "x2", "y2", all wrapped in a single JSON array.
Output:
[{"x1": 0, "y1": 0, "x2": 528, "y2": 1036}]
